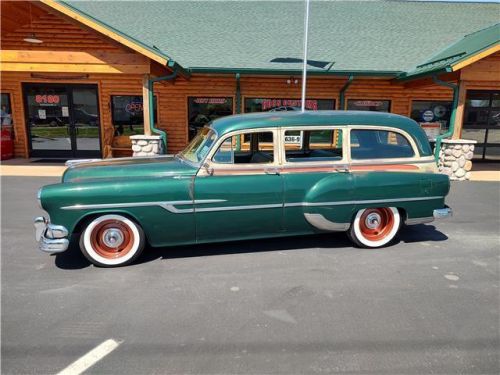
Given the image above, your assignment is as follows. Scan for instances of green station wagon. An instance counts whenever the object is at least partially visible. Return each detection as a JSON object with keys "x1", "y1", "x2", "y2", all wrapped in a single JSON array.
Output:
[{"x1": 34, "y1": 111, "x2": 452, "y2": 267}]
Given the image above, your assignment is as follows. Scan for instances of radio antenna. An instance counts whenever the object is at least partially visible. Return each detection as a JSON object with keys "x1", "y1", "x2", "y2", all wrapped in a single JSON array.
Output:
[{"x1": 300, "y1": 0, "x2": 311, "y2": 112}]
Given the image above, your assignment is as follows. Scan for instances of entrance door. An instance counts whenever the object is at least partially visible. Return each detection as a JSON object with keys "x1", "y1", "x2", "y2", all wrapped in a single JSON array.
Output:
[
  {"x1": 462, "y1": 90, "x2": 500, "y2": 161},
  {"x1": 23, "y1": 83, "x2": 101, "y2": 158}
]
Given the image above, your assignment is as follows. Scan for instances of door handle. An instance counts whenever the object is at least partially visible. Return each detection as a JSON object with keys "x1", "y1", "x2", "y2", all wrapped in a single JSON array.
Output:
[
  {"x1": 334, "y1": 165, "x2": 350, "y2": 173},
  {"x1": 265, "y1": 167, "x2": 280, "y2": 175}
]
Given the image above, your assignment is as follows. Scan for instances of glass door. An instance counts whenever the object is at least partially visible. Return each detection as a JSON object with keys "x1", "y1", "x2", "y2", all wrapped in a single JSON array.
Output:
[
  {"x1": 24, "y1": 84, "x2": 101, "y2": 158},
  {"x1": 463, "y1": 90, "x2": 500, "y2": 161}
]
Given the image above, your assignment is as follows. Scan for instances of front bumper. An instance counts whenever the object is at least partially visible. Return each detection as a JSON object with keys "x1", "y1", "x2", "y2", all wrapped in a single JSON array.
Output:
[
  {"x1": 433, "y1": 205, "x2": 453, "y2": 219},
  {"x1": 34, "y1": 217, "x2": 69, "y2": 253}
]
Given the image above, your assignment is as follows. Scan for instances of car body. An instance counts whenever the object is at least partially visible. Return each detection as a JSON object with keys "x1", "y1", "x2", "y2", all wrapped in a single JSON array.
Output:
[{"x1": 34, "y1": 111, "x2": 452, "y2": 267}]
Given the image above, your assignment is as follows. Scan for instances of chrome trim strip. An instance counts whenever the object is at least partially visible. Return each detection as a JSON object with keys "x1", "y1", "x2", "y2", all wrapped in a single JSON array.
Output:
[
  {"x1": 304, "y1": 213, "x2": 350, "y2": 231},
  {"x1": 60, "y1": 199, "x2": 226, "y2": 214},
  {"x1": 195, "y1": 203, "x2": 283, "y2": 213},
  {"x1": 285, "y1": 196, "x2": 444, "y2": 208},
  {"x1": 405, "y1": 216, "x2": 434, "y2": 225}
]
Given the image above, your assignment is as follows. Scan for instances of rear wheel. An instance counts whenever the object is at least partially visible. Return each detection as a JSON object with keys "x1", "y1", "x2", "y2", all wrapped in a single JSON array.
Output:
[
  {"x1": 348, "y1": 207, "x2": 400, "y2": 248},
  {"x1": 79, "y1": 214, "x2": 145, "y2": 267}
]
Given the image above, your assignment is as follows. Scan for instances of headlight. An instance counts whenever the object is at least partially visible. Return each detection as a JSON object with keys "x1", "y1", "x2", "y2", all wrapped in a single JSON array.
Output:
[{"x1": 37, "y1": 188, "x2": 43, "y2": 210}]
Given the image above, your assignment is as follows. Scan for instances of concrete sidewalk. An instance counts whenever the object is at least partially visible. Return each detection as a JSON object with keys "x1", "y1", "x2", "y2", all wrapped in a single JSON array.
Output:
[{"x1": 1, "y1": 158, "x2": 499, "y2": 181}]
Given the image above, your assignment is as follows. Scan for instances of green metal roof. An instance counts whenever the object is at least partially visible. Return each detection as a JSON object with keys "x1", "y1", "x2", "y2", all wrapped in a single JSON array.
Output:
[
  {"x1": 400, "y1": 22, "x2": 500, "y2": 80},
  {"x1": 61, "y1": 0, "x2": 499, "y2": 76},
  {"x1": 210, "y1": 110, "x2": 432, "y2": 156}
]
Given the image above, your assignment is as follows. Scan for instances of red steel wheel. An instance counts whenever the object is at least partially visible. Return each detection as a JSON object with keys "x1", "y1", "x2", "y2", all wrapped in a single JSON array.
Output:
[
  {"x1": 80, "y1": 214, "x2": 145, "y2": 267},
  {"x1": 349, "y1": 207, "x2": 401, "y2": 248}
]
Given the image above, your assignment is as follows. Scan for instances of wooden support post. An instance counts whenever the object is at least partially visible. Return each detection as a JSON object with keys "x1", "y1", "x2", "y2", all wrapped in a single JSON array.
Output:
[
  {"x1": 142, "y1": 74, "x2": 152, "y2": 136},
  {"x1": 453, "y1": 82, "x2": 467, "y2": 139}
]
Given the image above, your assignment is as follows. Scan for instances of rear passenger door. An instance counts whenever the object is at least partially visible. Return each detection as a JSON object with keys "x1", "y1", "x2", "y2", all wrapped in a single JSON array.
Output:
[{"x1": 281, "y1": 127, "x2": 356, "y2": 233}]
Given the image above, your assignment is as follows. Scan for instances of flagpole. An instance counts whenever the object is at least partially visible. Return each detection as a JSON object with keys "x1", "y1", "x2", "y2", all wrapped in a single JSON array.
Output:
[{"x1": 301, "y1": 0, "x2": 310, "y2": 112}]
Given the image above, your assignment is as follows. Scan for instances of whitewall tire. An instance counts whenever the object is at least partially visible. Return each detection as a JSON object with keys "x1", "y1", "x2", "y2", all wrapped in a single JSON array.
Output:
[
  {"x1": 349, "y1": 207, "x2": 401, "y2": 248},
  {"x1": 79, "y1": 214, "x2": 145, "y2": 267}
]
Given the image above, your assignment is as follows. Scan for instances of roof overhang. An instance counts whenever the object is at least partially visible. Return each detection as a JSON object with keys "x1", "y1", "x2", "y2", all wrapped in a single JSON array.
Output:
[{"x1": 40, "y1": 0, "x2": 190, "y2": 78}]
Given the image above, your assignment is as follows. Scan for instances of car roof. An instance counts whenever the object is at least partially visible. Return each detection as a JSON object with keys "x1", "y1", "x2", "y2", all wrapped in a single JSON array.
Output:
[{"x1": 210, "y1": 110, "x2": 433, "y2": 156}]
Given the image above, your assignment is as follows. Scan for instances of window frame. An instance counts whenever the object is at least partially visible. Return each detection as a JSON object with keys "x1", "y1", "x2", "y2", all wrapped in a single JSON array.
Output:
[
  {"x1": 347, "y1": 126, "x2": 422, "y2": 164},
  {"x1": 279, "y1": 126, "x2": 348, "y2": 166},
  {"x1": 206, "y1": 127, "x2": 280, "y2": 170}
]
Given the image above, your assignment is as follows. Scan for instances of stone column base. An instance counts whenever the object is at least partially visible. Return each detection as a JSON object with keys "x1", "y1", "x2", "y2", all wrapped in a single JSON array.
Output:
[
  {"x1": 438, "y1": 139, "x2": 477, "y2": 181},
  {"x1": 130, "y1": 135, "x2": 164, "y2": 157}
]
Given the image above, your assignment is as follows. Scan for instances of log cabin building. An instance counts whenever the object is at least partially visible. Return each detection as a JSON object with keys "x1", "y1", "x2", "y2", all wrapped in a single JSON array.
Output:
[{"x1": 1, "y1": 0, "x2": 499, "y2": 162}]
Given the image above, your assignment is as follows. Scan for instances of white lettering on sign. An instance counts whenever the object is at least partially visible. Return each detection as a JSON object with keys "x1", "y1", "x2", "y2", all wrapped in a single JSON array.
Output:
[{"x1": 285, "y1": 135, "x2": 301, "y2": 144}]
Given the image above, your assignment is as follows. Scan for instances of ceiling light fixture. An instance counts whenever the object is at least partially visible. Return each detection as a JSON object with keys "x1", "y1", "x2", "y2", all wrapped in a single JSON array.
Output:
[{"x1": 24, "y1": 4, "x2": 43, "y2": 44}]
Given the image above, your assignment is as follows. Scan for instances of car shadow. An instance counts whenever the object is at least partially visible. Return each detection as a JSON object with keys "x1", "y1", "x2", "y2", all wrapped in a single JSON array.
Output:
[{"x1": 54, "y1": 225, "x2": 448, "y2": 270}]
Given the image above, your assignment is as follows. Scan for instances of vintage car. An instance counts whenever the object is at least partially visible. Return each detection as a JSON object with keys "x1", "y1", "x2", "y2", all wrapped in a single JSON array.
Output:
[{"x1": 34, "y1": 111, "x2": 452, "y2": 267}]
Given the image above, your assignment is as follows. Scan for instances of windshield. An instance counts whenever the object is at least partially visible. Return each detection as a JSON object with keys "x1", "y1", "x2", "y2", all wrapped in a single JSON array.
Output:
[{"x1": 179, "y1": 127, "x2": 217, "y2": 163}]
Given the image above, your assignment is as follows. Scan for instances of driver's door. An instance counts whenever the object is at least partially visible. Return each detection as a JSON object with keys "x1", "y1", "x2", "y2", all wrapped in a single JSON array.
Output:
[{"x1": 194, "y1": 129, "x2": 284, "y2": 242}]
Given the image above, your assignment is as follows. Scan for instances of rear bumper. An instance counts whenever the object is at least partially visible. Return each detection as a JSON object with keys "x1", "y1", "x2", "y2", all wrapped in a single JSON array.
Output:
[
  {"x1": 433, "y1": 205, "x2": 453, "y2": 219},
  {"x1": 34, "y1": 216, "x2": 69, "y2": 253}
]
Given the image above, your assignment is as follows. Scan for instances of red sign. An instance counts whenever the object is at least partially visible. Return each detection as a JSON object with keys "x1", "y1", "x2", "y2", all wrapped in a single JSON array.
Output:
[
  {"x1": 193, "y1": 98, "x2": 227, "y2": 105},
  {"x1": 261, "y1": 99, "x2": 318, "y2": 111},
  {"x1": 125, "y1": 102, "x2": 144, "y2": 113},
  {"x1": 35, "y1": 94, "x2": 60, "y2": 105}
]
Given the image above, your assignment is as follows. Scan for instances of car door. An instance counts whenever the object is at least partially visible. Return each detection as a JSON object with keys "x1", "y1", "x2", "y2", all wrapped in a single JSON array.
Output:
[
  {"x1": 194, "y1": 128, "x2": 284, "y2": 242},
  {"x1": 280, "y1": 127, "x2": 356, "y2": 233}
]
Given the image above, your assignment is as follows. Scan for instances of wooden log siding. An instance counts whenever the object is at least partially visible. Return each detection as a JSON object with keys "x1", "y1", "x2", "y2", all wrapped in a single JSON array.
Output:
[
  {"x1": 1, "y1": 11, "x2": 124, "y2": 52},
  {"x1": 1, "y1": 71, "x2": 457, "y2": 158}
]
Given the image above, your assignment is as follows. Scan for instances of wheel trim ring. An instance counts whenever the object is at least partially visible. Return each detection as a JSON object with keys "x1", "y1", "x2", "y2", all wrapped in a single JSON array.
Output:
[
  {"x1": 90, "y1": 220, "x2": 134, "y2": 259},
  {"x1": 358, "y1": 208, "x2": 395, "y2": 242}
]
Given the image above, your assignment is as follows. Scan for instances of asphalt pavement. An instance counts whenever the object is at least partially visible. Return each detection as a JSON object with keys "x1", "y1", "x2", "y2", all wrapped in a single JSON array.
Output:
[{"x1": 1, "y1": 176, "x2": 499, "y2": 374}]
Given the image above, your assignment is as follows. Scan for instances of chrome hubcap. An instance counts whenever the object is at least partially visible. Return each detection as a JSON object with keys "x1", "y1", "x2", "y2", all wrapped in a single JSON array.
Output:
[
  {"x1": 365, "y1": 213, "x2": 381, "y2": 229},
  {"x1": 102, "y1": 228, "x2": 125, "y2": 248}
]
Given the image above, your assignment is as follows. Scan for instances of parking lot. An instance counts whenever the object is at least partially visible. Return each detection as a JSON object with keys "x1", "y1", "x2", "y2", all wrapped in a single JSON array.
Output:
[{"x1": 1, "y1": 176, "x2": 499, "y2": 374}]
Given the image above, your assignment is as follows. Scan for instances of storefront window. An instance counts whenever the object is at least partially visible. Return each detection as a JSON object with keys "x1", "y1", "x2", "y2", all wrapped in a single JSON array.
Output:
[
  {"x1": 1, "y1": 93, "x2": 13, "y2": 126},
  {"x1": 463, "y1": 90, "x2": 500, "y2": 161},
  {"x1": 244, "y1": 98, "x2": 335, "y2": 113},
  {"x1": 410, "y1": 100, "x2": 452, "y2": 140},
  {"x1": 111, "y1": 95, "x2": 157, "y2": 136},
  {"x1": 188, "y1": 97, "x2": 233, "y2": 140},
  {"x1": 347, "y1": 99, "x2": 390, "y2": 112}
]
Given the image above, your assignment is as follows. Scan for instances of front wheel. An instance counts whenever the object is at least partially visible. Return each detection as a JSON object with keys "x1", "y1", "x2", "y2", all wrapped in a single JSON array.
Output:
[
  {"x1": 348, "y1": 207, "x2": 401, "y2": 248},
  {"x1": 79, "y1": 214, "x2": 145, "y2": 267}
]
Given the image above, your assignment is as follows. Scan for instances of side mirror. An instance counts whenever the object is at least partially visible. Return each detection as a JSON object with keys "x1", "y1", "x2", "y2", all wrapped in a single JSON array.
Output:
[{"x1": 203, "y1": 162, "x2": 214, "y2": 176}]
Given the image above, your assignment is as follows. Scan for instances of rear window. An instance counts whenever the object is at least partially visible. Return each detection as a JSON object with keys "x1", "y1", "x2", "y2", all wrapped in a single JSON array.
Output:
[{"x1": 350, "y1": 129, "x2": 415, "y2": 159}]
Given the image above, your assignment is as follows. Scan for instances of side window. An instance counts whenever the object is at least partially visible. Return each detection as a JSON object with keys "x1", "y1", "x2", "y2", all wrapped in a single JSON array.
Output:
[
  {"x1": 350, "y1": 129, "x2": 415, "y2": 159},
  {"x1": 213, "y1": 131, "x2": 274, "y2": 164},
  {"x1": 284, "y1": 129, "x2": 343, "y2": 162}
]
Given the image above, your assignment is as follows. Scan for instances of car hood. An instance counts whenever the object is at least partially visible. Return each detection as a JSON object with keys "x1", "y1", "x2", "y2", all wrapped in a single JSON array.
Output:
[{"x1": 62, "y1": 156, "x2": 198, "y2": 183}]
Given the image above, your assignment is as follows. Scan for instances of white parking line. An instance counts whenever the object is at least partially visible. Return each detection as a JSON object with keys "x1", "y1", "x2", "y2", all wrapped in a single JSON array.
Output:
[{"x1": 57, "y1": 338, "x2": 121, "y2": 375}]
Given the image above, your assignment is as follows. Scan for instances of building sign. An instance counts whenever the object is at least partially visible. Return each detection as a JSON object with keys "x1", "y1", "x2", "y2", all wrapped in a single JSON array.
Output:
[
  {"x1": 193, "y1": 98, "x2": 229, "y2": 105},
  {"x1": 245, "y1": 98, "x2": 335, "y2": 113},
  {"x1": 284, "y1": 134, "x2": 301, "y2": 144},
  {"x1": 125, "y1": 101, "x2": 144, "y2": 114},
  {"x1": 35, "y1": 94, "x2": 60, "y2": 106},
  {"x1": 422, "y1": 110, "x2": 434, "y2": 122},
  {"x1": 420, "y1": 122, "x2": 441, "y2": 140},
  {"x1": 347, "y1": 99, "x2": 390, "y2": 112}
]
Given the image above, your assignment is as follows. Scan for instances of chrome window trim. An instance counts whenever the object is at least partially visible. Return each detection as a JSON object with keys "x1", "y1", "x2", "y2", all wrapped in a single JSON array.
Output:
[
  {"x1": 347, "y1": 125, "x2": 421, "y2": 162},
  {"x1": 201, "y1": 127, "x2": 280, "y2": 173},
  {"x1": 279, "y1": 125, "x2": 348, "y2": 167}
]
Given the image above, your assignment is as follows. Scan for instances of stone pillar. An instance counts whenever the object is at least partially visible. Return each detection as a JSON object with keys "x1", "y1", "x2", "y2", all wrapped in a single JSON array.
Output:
[
  {"x1": 130, "y1": 135, "x2": 164, "y2": 157},
  {"x1": 438, "y1": 139, "x2": 477, "y2": 181}
]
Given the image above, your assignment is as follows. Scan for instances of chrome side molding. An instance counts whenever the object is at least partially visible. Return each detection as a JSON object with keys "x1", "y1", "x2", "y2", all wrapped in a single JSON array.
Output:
[{"x1": 304, "y1": 213, "x2": 350, "y2": 231}]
